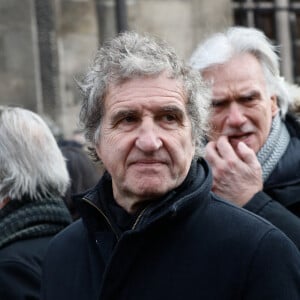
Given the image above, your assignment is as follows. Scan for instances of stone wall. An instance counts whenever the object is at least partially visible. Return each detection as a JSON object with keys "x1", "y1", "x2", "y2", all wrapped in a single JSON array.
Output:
[
  {"x1": 0, "y1": 0, "x2": 41, "y2": 111},
  {"x1": 0, "y1": 0, "x2": 232, "y2": 138}
]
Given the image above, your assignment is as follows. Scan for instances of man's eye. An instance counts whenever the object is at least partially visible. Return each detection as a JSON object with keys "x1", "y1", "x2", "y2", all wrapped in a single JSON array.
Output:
[
  {"x1": 244, "y1": 96, "x2": 255, "y2": 102},
  {"x1": 212, "y1": 101, "x2": 225, "y2": 108},
  {"x1": 162, "y1": 114, "x2": 177, "y2": 122},
  {"x1": 112, "y1": 113, "x2": 138, "y2": 128},
  {"x1": 123, "y1": 116, "x2": 137, "y2": 123}
]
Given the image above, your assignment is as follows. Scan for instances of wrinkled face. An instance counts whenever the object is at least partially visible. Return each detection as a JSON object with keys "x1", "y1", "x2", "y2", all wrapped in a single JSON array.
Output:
[
  {"x1": 96, "y1": 74, "x2": 195, "y2": 211},
  {"x1": 203, "y1": 53, "x2": 278, "y2": 153}
]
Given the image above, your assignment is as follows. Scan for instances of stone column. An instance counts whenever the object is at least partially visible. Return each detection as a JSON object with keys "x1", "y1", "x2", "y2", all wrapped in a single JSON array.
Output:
[
  {"x1": 0, "y1": 0, "x2": 41, "y2": 111},
  {"x1": 34, "y1": 0, "x2": 62, "y2": 122},
  {"x1": 275, "y1": 0, "x2": 293, "y2": 82}
]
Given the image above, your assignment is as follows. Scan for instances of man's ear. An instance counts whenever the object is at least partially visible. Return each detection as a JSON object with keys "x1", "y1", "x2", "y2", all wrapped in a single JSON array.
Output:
[
  {"x1": 0, "y1": 197, "x2": 10, "y2": 209},
  {"x1": 271, "y1": 95, "x2": 279, "y2": 117},
  {"x1": 95, "y1": 145, "x2": 102, "y2": 161}
]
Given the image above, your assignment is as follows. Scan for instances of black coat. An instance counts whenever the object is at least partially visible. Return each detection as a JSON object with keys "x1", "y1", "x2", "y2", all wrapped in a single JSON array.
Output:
[
  {"x1": 0, "y1": 236, "x2": 53, "y2": 299},
  {"x1": 41, "y1": 160, "x2": 300, "y2": 300},
  {"x1": 244, "y1": 114, "x2": 300, "y2": 248},
  {"x1": 0, "y1": 196, "x2": 72, "y2": 300}
]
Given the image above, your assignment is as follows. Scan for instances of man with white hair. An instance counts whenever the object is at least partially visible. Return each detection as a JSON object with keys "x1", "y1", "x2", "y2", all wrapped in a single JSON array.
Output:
[
  {"x1": 190, "y1": 26, "x2": 300, "y2": 248},
  {"x1": 0, "y1": 106, "x2": 72, "y2": 299}
]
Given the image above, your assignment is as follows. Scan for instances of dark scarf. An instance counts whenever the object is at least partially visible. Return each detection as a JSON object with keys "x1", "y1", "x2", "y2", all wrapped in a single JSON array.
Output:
[{"x1": 0, "y1": 196, "x2": 72, "y2": 249}]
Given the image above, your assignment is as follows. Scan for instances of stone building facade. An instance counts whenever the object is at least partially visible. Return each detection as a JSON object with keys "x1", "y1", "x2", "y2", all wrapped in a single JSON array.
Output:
[{"x1": 0, "y1": 0, "x2": 232, "y2": 138}]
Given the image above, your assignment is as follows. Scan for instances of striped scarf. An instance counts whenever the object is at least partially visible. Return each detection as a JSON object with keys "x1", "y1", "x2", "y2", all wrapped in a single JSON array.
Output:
[
  {"x1": 0, "y1": 196, "x2": 72, "y2": 249},
  {"x1": 257, "y1": 113, "x2": 290, "y2": 181}
]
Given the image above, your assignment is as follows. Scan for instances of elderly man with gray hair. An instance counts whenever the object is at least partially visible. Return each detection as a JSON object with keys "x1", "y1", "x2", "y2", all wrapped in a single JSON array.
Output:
[
  {"x1": 190, "y1": 26, "x2": 300, "y2": 249},
  {"x1": 0, "y1": 106, "x2": 72, "y2": 299},
  {"x1": 41, "y1": 31, "x2": 300, "y2": 300}
]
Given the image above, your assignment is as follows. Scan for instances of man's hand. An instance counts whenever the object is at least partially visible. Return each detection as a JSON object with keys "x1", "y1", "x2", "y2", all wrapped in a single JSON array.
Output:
[{"x1": 205, "y1": 136, "x2": 263, "y2": 207}]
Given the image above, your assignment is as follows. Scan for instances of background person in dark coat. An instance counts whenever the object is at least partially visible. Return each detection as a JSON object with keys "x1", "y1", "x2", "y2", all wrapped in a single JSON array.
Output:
[
  {"x1": 190, "y1": 26, "x2": 300, "y2": 249},
  {"x1": 60, "y1": 144, "x2": 103, "y2": 220},
  {"x1": 0, "y1": 106, "x2": 72, "y2": 299},
  {"x1": 41, "y1": 31, "x2": 300, "y2": 300}
]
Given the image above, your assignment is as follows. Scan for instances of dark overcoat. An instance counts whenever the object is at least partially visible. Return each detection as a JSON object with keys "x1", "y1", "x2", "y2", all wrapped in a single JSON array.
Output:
[{"x1": 41, "y1": 160, "x2": 300, "y2": 300}]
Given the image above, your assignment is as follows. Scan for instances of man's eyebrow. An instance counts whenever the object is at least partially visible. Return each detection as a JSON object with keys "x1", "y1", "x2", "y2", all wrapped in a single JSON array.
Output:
[
  {"x1": 211, "y1": 98, "x2": 227, "y2": 104},
  {"x1": 159, "y1": 105, "x2": 185, "y2": 115},
  {"x1": 110, "y1": 105, "x2": 185, "y2": 122},
  {"x1": 211, "y1": 97, "x2": 224, "y2": 102},
  {"x1": 238, "y1": 90, "x2": 261, "y2": 100},
  {"x1": 110, "y1": 109, "x2": 138, "y2": 122},
  {"x1": 211, "y1": 90, "x2": 261, "y2": 102}
]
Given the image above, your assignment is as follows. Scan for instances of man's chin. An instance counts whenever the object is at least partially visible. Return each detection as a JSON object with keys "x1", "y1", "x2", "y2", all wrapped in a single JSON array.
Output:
[
  {"x1": 127, "y1": 176, "x2": 174, "y2": 198},
  {"x1": 135, "y1": 182, "x2": 168, "y2": 197}
]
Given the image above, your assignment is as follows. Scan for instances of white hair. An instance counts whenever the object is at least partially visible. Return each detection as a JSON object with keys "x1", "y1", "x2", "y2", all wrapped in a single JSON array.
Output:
[
  {"x1": 189, "y1": 26, "x2": 292, "y2": 118},
  {"x1": 0, "y1": 106, "x2": 70, "y2": 202}
]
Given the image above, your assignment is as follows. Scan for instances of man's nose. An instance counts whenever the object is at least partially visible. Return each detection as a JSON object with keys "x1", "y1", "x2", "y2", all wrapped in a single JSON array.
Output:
[
  {"x1": 135, "y1": 119, "x2": 162, "y2": 152},
  {"x1": 226, "y1": 103, "x2": 246, "y2": 127}
]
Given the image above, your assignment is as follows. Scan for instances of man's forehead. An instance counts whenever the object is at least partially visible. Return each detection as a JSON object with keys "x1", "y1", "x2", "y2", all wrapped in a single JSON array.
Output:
[
  {"x1": 203, "y1": 53, "x2": 263, "y2": 76},
  {"x1": 104, "y1": 76, "x2": 186, "y2": 108}
]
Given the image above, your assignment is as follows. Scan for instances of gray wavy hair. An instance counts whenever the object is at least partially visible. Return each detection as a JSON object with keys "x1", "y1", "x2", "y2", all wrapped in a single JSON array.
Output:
[
  {"x1": 0, "y1": 106, "x2": 70, "y2": 202},
  {"x1": 78, "y1": 31, "x2": 211, "y2": 162},
  {"x1": 189, "y1": 26, "x2": 292, "y2": 118}
]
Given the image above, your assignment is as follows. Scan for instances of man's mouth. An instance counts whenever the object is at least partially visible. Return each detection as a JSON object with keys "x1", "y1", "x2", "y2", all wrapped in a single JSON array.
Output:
[
  {"x1": 229, "y1": 133, "x2": 251, "y2": 141},
  {"x1": 129, "y1": 159, "x2": 167, "y2": 169},
  {"x1": 131, "y1": 159, "x2": 164, "y2": 165},
  {"x1": 228, "y1": 133, "x2": 252, "y2": 147}
]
